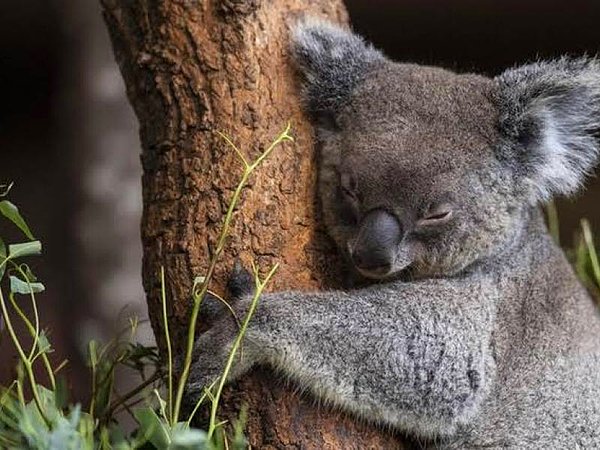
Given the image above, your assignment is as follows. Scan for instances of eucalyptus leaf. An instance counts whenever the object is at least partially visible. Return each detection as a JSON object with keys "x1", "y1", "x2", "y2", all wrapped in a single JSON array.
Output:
[
  {"x1": 92, "y1": 360, "x2": 114, "y2": 418},
  {"x1": 20, "y1": 264, "x2": 38, "y2": 282},
  {"x1": 0, "y1": 200, "x2": 34, "y2": 240},
  {"x1": 9, "y1": 276, "x2": 45, "y2": 295},
  {"x1": 38, "y1": 330, "x2": 52, "y2": 355},
  {"x1": 55, "y1": 376, "x2": 68, "y2": 410},
  {"x1": 77, "y1": 411, "x2": 96, "y2": 445},
  {"x1": 88, "y1": 340, "x2": 98, "y2": 367},
  {"x1": 48, "y1": 406, "x2": 84, "y2": 450},
  {"x1": 134, "y1": 407, "x2": 170, "y2": 449},
  {"x1": 169, "y1": 428, "x2": 208, "y2": 450},
  {"x1": 107, "y1": 423, "x2": 127, "y2": 447},
  {"x1": 8, "y1": 241, "x2": 42, "y2": 258}
]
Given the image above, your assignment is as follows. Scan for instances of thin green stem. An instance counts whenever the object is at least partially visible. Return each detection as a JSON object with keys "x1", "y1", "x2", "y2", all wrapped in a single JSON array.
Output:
[
  {"x1": 0, "y1": 289, "x2": 49, "y2": 425},
  {"x1": 8, "y1": 259, "x2": 55, "y2": 388},
  {"x1": 160, "y1": 267, "x2": 174, "y2": 425},
  {"x1": 88, "y1": 342, "x2": 98, "y2": 417},
  {"x1": 14, "y1": 264, "x2": 42, "y2": 361},
  {"x1": 106, "y1": 370, "x2": 162, "y2": 419},
  {"x1": 249, "y1": 122, "x2": 293, "y2": 172},
  {"x1": 185, "y1": 379, "x2": 217, "y2": 427},
  {"x1": 0, "y1": 181, "x2": 14, "y2": 197},
  {"x1": 172, "y1": 124, "x2": 292, "y2": 423},
  {"x1": 206, "y1": 263, "x2": 279, "y2": 440},
  {"x1": 216, "y1": 131, "x2": 249, "y2": 169},
  {"x1": 0, "y1": 256, "x2": 7, "y2": 276},
  {"x1": 3, "y1": 261, "x2": 55, "y2": 394},
  {"x1": 207, "y1": 289, "x2": 241, "y2": 328},
  {"x1": 15, "y1": 378, "x2": 26, "y2": 408},
  {"x1": 54, "y1": 359, "x2": 68, "y2": 374},
  {"x1": 7, "y1": 292, "x2": 56, "y2": 390},
  {"x1": 582, "y1": 219, "x2": 600, "y2": 287},
  {"x1": 172, "y1": 168, "x2": 249, "y2": 423}
]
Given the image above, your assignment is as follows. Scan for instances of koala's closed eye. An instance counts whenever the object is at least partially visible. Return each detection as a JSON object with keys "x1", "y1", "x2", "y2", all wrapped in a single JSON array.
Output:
[
  {"x1": 340, "y1": 172, "x2": 359, "y2": 200},
  {"x1": 416, "y1": 203, "x2": 454, "y2": 227}
]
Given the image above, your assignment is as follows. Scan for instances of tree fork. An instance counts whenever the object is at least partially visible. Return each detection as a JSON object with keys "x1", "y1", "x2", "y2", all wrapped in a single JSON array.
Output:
[{"x1": 101, "y1": 1, "x2": 405, "y2": 447}]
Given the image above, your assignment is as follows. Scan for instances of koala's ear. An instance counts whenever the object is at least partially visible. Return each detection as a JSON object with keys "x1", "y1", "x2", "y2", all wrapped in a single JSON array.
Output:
[
  {"x1": 290, "y1": 18, "x2": 384, "y2": 130},
  {"x1": 495, "y1": 57, "x2": 600, "y2": 201}
]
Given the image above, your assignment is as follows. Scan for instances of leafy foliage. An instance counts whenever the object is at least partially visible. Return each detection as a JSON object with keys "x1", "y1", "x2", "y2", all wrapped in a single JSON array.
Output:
[{"x1": 0, "y1": 125, "x2": 292, "y2": 449}]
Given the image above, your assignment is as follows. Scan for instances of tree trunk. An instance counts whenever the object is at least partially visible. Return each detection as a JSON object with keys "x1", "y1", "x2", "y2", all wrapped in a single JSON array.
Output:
[{"x1": 101, "y1": 1, "x2": 406, "y2": 448}]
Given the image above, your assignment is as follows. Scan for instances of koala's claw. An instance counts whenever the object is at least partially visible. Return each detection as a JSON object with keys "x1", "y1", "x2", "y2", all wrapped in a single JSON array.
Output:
[{"x1": 227, "y1": 259, "x2": 255, "y2": 299}]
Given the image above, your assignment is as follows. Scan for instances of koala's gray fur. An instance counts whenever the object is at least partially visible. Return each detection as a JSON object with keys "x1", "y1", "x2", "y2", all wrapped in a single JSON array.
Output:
[
  {"x1": 496, "y1": 57, "x2": 600, "y2": 201},
  {"x1": 187, "y1": 19, "x2": 600, "y2": 449}
]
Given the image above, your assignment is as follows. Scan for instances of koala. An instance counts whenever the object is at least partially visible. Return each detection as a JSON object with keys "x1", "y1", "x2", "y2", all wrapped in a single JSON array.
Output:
[{"x1": 187, "y1": 19, "x2": 600, "y2": 449}]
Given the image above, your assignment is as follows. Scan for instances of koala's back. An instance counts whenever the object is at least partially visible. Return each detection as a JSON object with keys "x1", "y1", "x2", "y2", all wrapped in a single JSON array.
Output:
[{"x1": 449, "y1": 221, "x2": 600, "y2": 449}]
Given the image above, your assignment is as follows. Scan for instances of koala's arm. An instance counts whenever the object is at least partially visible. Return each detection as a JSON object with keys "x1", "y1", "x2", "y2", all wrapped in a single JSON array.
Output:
[{"x1": 188, "y1": 276, "x2": 497, "y2": 437}]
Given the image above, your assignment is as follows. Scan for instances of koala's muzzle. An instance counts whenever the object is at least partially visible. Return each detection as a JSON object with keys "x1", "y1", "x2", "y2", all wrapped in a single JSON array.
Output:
[{"x1": 350, "y1": 209, "x2": 403, "y2": 277}]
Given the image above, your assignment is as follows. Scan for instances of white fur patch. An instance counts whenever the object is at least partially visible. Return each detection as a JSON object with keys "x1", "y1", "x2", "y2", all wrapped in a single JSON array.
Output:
[{"x1": 536, "y1": 113, "x2": 581, "y2": 199}]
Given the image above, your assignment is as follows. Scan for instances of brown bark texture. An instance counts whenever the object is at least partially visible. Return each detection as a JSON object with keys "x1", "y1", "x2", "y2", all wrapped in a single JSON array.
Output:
[{"x1": 101, "y1": 1, "x2": 406, "y2": 448}]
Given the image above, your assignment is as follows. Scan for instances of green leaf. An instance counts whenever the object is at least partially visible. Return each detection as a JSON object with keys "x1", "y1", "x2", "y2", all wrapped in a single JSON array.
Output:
[
  {"x1": 8, "y1": 241, "x2": 42, "y2": 259},
  {"x1": 19, "y1": 264, "x2": 38, "y2": 282},
  {"x1": 113, "y1": 442, "x2": 134, "y2": 450},
  {"x1": 92, "y1": 360, "x2": 115, "y2": 418},
  {"x1": 0, "y1": 200, "x2": 34, "y2": 240},
  {"x1": 134, "y1": 407, "x2": 170, "y2": 449},
  {"x1": 77, "y1": 411, "x2": 95, "y2": 446},
  {"x1": 87, "y1": 340, "x2": 98, "y2": 368},
  {"x1": 107, "y1": 423, "x2": 127, "y2": 447},
  {"x1": 169, "y1": 428, "x2": 208, "y2": 450},
  {"x1": 9, "y1": 276, "x2": 45, "y2": 295},
  {"x1": 48, "y1": 405, "x2": 85, "y2": 450},
  {"x1": 18, "y1": 387, "x2": 60, "y2": 447},
  {"x1": 0, "y1": 236, "x2": 6, "y2": 281},
  {"x1": 54, "y1": 376, "x2": 68, "y2": 410},
  {"x1": 37, "y1": 330, "x2": 52, "y2": 355}
]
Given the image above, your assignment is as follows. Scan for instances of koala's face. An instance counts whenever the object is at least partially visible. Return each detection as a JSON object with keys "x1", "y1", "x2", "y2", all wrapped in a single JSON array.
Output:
[
  {"x1": 293, "y1": 20, "x2": 600, "y2": 280},
  {"x1": 321, "y1": 66, "x2": 518, "y2": 279}
]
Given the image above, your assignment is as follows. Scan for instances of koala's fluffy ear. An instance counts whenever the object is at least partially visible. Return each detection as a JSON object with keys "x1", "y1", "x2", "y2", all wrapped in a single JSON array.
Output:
[
  {"x1": 290, "y1": 18, "x2": 384, "y2": 129},
  {"x1": 495, "y1": 57, "x2": 600, "y2": 201}
]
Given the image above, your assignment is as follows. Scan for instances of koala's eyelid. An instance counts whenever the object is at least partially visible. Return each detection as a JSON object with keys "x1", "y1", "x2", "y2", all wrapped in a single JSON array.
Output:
[
  {"x1": 340, "y1": 173, "x2": 358, "y2": 196},
  {"x1": 417, "y1": 204, "x2": 454, "y2": 226}
]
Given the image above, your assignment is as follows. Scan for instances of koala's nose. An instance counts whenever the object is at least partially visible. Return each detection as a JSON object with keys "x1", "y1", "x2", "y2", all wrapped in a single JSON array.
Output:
[{"x1": 351, "y1": 209, "x2": 402, "y2": 275}]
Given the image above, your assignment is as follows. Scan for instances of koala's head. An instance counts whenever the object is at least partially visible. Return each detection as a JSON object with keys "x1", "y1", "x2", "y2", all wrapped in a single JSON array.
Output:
[{"x1": 291, "y1": 19, "x2": 600, "y2": 280}]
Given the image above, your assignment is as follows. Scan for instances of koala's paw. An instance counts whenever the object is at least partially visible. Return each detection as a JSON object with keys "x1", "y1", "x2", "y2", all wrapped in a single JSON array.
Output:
[
  {"x1": 184, "y1": 315, "x2": 256, "y2": 403},
  {"x1": 183, "y1": 261, "x2": 260, "y2": 407},
  {"x1": 227, "y1": 259, "x2": 255, "y2": 299},
  {"x1": 197, "y1": 260, "x2": 253, "y2": 325}
]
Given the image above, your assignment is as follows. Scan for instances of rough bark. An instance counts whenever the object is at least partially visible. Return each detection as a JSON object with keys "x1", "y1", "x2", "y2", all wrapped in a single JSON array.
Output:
[{"x1": 101, "y1": 1, "x2": 405, "y2": 448}]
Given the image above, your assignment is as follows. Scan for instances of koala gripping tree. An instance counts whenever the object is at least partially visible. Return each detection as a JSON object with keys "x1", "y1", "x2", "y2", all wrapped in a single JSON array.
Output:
[{"x1": 101, "y1": 1, "x2": 405, "y2": 448}]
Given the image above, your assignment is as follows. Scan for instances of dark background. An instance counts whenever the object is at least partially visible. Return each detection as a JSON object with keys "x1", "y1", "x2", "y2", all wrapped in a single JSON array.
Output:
[{"x1": 1, "y1": 0, "x2": 599, "y2": 400}]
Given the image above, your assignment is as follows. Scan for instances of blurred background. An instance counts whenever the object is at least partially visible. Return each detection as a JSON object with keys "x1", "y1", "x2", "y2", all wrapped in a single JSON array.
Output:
[{"x1": 1, "y1": 0, "x2": 599, "y2": 402}]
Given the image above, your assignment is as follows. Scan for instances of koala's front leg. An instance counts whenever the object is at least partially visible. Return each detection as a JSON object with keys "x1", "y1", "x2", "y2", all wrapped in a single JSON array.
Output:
[
  {"x1": 185, "y1": 317, "x2": 245, "y2": 396},
  {"x1": 186, "y1": 267, "x2": 497, "y2": 439},
  {"x1": 244, "y1": 276, "x2": 496, "y2": 439}
]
